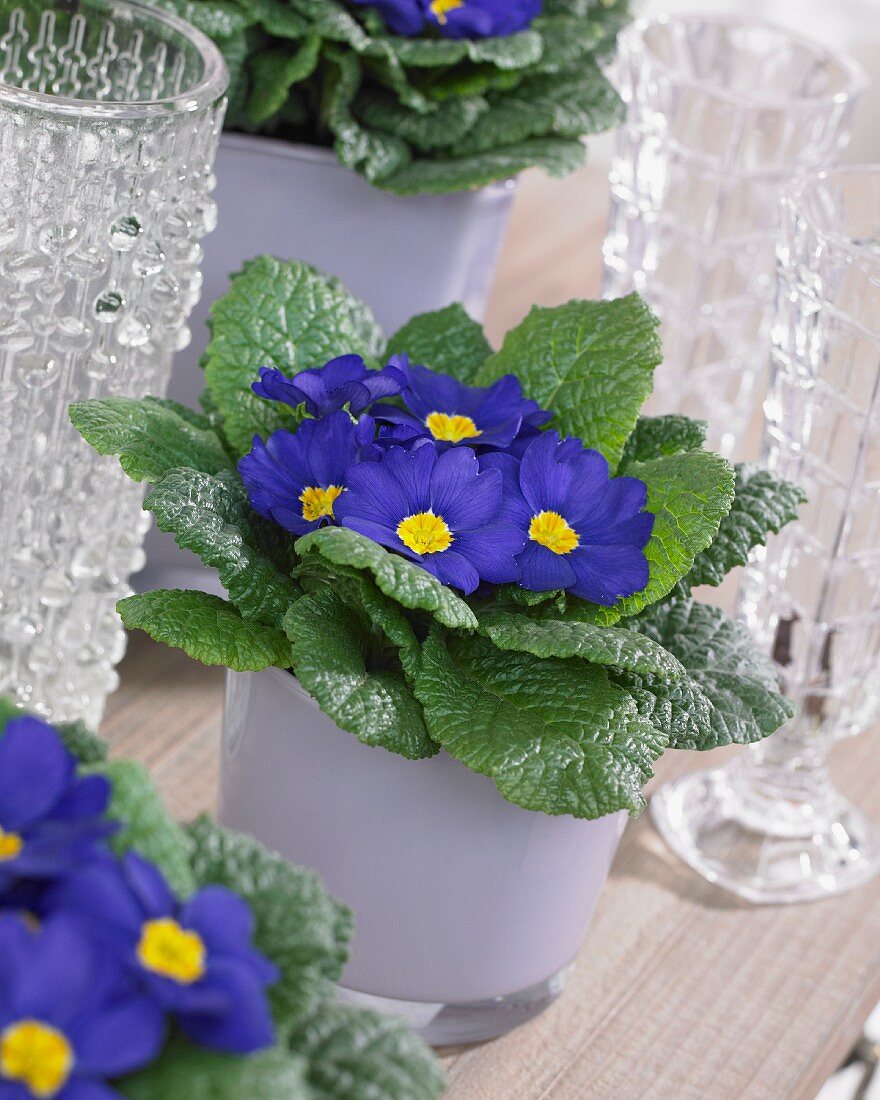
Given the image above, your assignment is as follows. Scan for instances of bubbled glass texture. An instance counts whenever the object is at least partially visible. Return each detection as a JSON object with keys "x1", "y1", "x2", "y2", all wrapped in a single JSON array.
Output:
[
  {"x1": 603, "y1": 15, "x2": 864, "y2": 457},
  {"x1": 0, "y1": 2, "x2": 225, "y2": 725}
]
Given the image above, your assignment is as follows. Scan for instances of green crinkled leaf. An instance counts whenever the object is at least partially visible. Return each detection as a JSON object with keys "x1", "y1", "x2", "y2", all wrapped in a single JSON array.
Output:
[
  {"x1": 356, "y1": 91, "x2": 488, "y2": 153},
  {"x1": 476, "y1": 607, "x2": 685, "y2": 679},
  {"x1": 467, "y1": 30, "x2": 543, "y2": 69},
  {"x1": 452, "y1": 65, "x2": 622, "y2": 156},
  {"x1": 415, "y1": 629, "x2": 667, "y2": 818},
  {"x1": 55, "y1": 719, "x2": 108, "y2": 764},
  {"x1": 684, "y1": 465, "x2": 805, "y2": 590},
  {"x1": 385, "y1": 303, "x2": 492, "y2": 383},
  {"x1": 203, "y1": 258, "x2": 383, "y2": 455},
  {"x1": 285, "y1": 589, "x2": 437, "y2": 759},
  {"x1": 186, "y1": 815, "x2": 351, "y2": 1022},
  {"x1": 616, "y1": 599, "x2": 795, "y2": 750},
  {"x1": 247, "y1": 39, "x2": 322, "y2": 126},
  {"x1": 69, "y1": 396, "x2": 233, "y2": 484},
  {"x1": 618, "y1": 415, "x2": 707, "y2": 471},
  {"x1": 119, "y1": 1036, "x2": 311, "y2": 1100},
  {"x1": 296, "y1": 557, "x2": 420, "y2": 681},
  {"x1": 291, "y1": 1002, "x2": 446, "y2": 1100},
  {"x1": 476, "y1": 295, "x2": 662, "y2": 467},
  {"x1": 494, "y1": 585, "x2": 566, "y2": 610},
  {"x1": 567, "y1": 451, "x2": 736, "y2": 626},
  {"x1": 377, "y1": 136, "x2": 586, "y2": 195},
  {"x1": 118, "y1": 590, "x2": 294, "y2": 671},
  {"x1": 296, "y1": 526, "x2": 477, "y2": 630},
  {"x1": 144, "y1": 469, "x2": 300, "y2": 629},
  {"x1": 88, "y1": 759, "x2": 196, "y2": 897},
  {"x1": 249, "y1": 0, "x2": 312, "y2": 37},
  {"x1": 325, "y1": 49, "x2": 412, "y2": 183}
]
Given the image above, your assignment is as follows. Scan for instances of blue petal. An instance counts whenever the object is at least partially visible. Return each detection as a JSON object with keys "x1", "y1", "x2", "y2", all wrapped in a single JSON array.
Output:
[
  {"x1": 49, "y1": 774, "x2": 111, "y2": 822},
  {"x1": 516, "y1": 542, "x2": 577, "y2": 591},
  {"x1": 478, "y1": 452, "x2": 532, "y2": 527},
  {"x1": 71, "y1": 995, "x2": 166, "y2": 1077},
  {"x1": 62, "y1": 1083, "x2": 125, "y2": 1100},
  {"x1": 417, "y1": 549, "x2": 481, "y2": 595},
  {"x1": 251, "y1": 367, "x2": 307, "y2": 410},
  {"x1": 519, "y1": 431, "x2": 576, "y2": 514},
  {"x1": 12, "y1": 916, "x2": 95, "y2": 1024},
  {"x1": 573, "y1": 475, "x2": 650, "y2": 539},
  {"x1": 184, "y1": 887, "x2": 279, "y2": 985},
  {"x1": 177, "y1": 960, "x2": 275, "y2": 1054},
  {"x1": 319, "y1": 354, "x2": 368, "y2": 390},
  {"x1": 569, "y1": 545, "x2": 650, "y2": 605},
  {"x1": 50, "y1": 861, "x2": 144, "y2": 941},
  {"x1": 0, "y1": 718, "x2": 75, "y2": 832},
  {"x1": 121, "y1": 852, "x2": 176, "y2": 919},
  {"x1": 429, "y1": 447, "x2": 501, "y2": 531},
  {"x1": 304, "y1": 410, "x2": 359, "y2": 486},
  {"x1": 452, "y1": 521, "x2": 525, "y2": 584}
]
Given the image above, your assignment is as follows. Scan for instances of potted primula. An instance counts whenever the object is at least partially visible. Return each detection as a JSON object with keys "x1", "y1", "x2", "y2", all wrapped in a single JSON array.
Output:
[
  {"x1": 147, "y1": 0, "x2": 628, "y2": 377},
  {"x1": 71, "y1": 258, "x2": 803, "y2": 1044},
  {"x1": 0, "y1": 700, "x2": 444, "y2": 1098},
  {"x1": 140, "y1": 0, "x2": 629, "y2": 591}
]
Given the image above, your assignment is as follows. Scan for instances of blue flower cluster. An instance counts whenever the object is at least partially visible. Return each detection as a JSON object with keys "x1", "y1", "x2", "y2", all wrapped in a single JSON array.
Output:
[
  {"x1": 350, "y1": 0, "x2": 541, "y2": 40},
  {"x1": 0, "y1": 717, "x2": 276, "y2": 1100},
  {"x1": 241, "y1": 354, "x2": 654, "y2": 603}
]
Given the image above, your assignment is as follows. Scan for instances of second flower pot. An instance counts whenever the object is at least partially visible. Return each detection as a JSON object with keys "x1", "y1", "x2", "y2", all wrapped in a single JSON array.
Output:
[{"x1": 219, "y1": 666, "x2": 626, "y2": 1045}]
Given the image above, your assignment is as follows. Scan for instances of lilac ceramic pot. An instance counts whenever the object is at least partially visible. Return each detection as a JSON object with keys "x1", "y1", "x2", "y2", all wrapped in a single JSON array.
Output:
[{"x1": 219, "y1": 667, "x2": 627, "y2": 1044}]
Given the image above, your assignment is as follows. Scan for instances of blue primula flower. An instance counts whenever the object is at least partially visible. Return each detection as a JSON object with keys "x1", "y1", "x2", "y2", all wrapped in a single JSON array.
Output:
[
  {"x1": 238, "y1": 410, "x2": 370, "y2": 535},
  {"x1": 0, "y1": 717, "x2": 114, "y2": 897},
  {"x1": 481, "y1": 432, "x2": 654, "y2": 605},
  {"x1": 335, "y1": 442, "x2": 525, "y2": 593},
  {"x1": 54, "y1": 852, "x2": 278, "y2": 1056},
  {"x1": 252, "y1": 354, "x2": 406, "y2": 418},
  {"x1": 0, "y1": 912, "x2": 164, "y2": 1100},
  {"x1": 352, "y1": 0, "x2": 540, "y2": 39},
  {"x1": 372, "y1": 359, "x2": 551, "y2": 451}
]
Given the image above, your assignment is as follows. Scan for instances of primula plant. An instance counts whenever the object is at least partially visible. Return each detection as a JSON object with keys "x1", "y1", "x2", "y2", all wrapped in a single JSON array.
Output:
[
  {"x1": 71, "y1": 258, "x2": 804, "y2": 821},
  {"x1": 151, "y1": 0, "x2": 628, "y2": 193},
  {"x1": 0, "y1": 702, "x2": 444, "y2": 1100}
]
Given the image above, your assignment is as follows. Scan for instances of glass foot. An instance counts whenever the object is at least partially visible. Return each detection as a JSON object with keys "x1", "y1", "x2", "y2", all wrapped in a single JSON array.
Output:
[
  {"x1": 651, "y1": 766, "x2": 880, "y2": 904},
  {"x1": 337, "y1": 966, "x2": 572, "y2": 1046}
]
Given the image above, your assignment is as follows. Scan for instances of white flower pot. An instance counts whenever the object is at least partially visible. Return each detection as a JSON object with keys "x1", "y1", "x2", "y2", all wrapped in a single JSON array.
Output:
[
  {"x1": 219, "y1": 667, "x2": 627, "y2": 1044},
  {"x1": 137, "y1": 134, "x2": 516, "y2": 593}
]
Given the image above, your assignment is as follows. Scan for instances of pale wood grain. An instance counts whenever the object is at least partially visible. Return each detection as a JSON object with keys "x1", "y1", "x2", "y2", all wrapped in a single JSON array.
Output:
[{"x1": 101, "y1": 164, "x2": 880, "y2": 1100}]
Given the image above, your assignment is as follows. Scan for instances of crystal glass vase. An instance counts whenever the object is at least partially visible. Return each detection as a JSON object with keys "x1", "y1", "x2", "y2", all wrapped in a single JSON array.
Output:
[
  {"x1": 603, "y1": 14, "x2": 866, "y2": 457},
  {"x1": 651, "y1": 166, "x2": 880, "y2": 904},
  {"x1": 0, "y1": 0, "x2": 227, "y2": 725}
]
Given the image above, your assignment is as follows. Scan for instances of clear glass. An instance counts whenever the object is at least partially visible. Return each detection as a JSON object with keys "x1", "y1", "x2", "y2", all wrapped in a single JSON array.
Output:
[
  {"x1": 652, "y1": 167, "x2": 880, "y2": 904},
  {"x1": 0, "y1": 0, "x2": 227, "y2": 725},
  {"x1": 603, "y1": 14, "x2": 866, "y2": 457}
]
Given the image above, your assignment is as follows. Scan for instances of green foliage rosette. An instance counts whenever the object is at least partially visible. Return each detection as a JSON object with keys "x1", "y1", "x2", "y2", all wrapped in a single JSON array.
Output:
[
  {"x1": 0, "y1": 701, "x2": 445, "y2": 1099},
  {"x1": 71, "y1": 258, "x2": 804, "y2": 821},
  {"x1": 148, "y1": 0, "x2": 628, "y2": 193}
]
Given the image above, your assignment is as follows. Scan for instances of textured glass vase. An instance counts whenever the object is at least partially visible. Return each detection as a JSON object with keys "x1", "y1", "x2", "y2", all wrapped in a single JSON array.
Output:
[
  {"x1": 0, "y1": 0, "x2": 226, "y2": 725},
  {"x1": 603, "y1": 14, "x2": 866, "y2": 457},
  {"x1": 652, "y1": 166, "x2": 880, "y2": 904}
]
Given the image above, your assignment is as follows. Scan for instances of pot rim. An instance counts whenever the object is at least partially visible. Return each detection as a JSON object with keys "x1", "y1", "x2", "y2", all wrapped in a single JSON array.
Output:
[{"x1": 217, "y1": 131, "x2": 519, "y2": 197}]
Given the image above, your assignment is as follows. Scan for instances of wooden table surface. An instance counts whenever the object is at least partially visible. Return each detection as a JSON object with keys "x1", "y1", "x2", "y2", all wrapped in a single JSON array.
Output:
[{"x1": 103, "y1": 165, "x2": 880, "y2": 1100}]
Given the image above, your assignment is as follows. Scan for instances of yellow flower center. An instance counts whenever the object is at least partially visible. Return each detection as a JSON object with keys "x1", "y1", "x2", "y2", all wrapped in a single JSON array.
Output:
[
  {"x1": 425, "y1": 412, "x2": 482, "y2": 443},
  {"x1": 430, "y1": 0, "x2": 464, "y2": 24},
  {"x1": 0, "y1": 828, "x2": 22, "y2": 862},
  {"x1": 300, "y1": 484, "x2": 343, "y2": 523},
  {"x1": 137, "y1": 918, "x2": 206, "y2": 985},
  {"x1": 0, "y1": 1020, "x2": 74, "y2": 1099},
  {"x1": 529, "y1": 511, "x2": 580, "y2": 555},
  {"x1": 397, "y1": 511, "x2": 454, "y2": 556}
]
